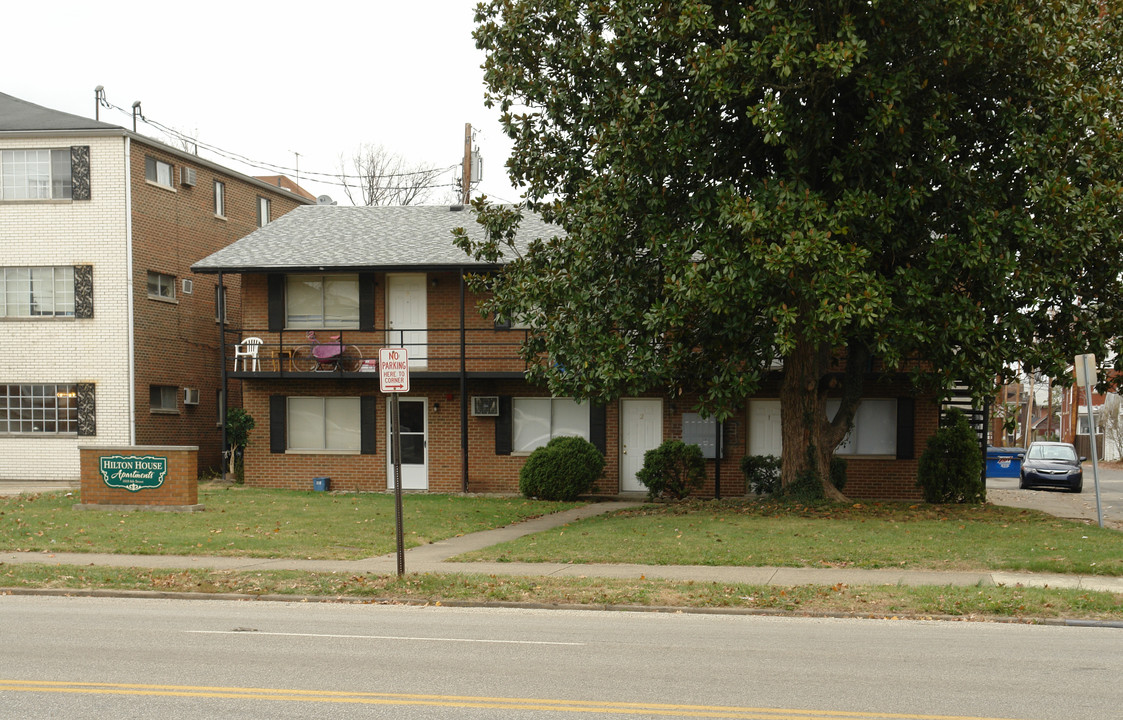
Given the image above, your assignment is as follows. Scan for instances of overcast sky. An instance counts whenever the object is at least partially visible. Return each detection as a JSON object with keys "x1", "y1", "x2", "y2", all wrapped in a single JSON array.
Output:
[{"x1": 6, "y1": 1, "x2": 518, "y2": 206}]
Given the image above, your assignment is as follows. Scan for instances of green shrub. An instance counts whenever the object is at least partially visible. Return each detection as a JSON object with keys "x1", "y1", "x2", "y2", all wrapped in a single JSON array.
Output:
[
  {"x1": 741, "y1": 454, "x2": 781, "y2": 495},
  {"x1": 743, "y1": 452, "x2": 846, "y2": 499},
  {"x1": 519, "y1": 435, "x2": 604, "y2": 501},
  {"x1": 636, "y1": 440, "x2": 706, "y2": 501},
  {"x1": 917, "y1": 408, "x2": 985, "y2": 504}
]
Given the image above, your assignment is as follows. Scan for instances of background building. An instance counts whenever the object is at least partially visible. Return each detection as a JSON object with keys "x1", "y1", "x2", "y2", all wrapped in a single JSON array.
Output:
[{"x1": 0, "y1": 91, "x2": 311, "y2": 480}]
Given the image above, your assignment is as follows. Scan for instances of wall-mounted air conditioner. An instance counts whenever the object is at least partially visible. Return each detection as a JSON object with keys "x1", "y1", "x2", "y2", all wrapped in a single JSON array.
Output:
[
  {"x1": 184, "y1": 388, "x2": 200, "y2": 405},
  {"x1": 180, "y1": 166, "x2": 196, "y2": 186},
  {"x1": 471, "y1": 396, "x2": 499, "y2": 417}
]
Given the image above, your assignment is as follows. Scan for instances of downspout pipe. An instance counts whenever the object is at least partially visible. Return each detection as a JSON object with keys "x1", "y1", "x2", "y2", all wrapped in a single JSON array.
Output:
[
  {"x1": 460, "y1": 267, "x2": 469, "y2": 492},
  {"x1": 124, "y1": 136, "x2": 136, "y2": 445}
]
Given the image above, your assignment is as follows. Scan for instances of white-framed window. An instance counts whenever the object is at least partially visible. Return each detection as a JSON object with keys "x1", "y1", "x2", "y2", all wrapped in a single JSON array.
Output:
[
  {"x1": 827, "y1": 398, "x2": 897, "y2": 455},
  {"x1": 145, "y1": 156, "x2": 173, "y2": 188},
  {"x1": 748, "y1": 398, "x2": 898, "y2": 456},
  {"x1": 512, "y1": 397, "x2": 590, "y2": 453},
  {"x1": 147, "y1": 271, "x2": 176, "y2": 300},
  {"x1": 149, "y1": 385, "x2": 178, "y2": 413},
  {"x1": 258, "y1": 196, "x2": 271, "y2": 226},
  {"x1": 285, "y1": 274, "x2": 359, "y2": 329},
  {"x1": 0, "y1": 384, "x2": 78, "y2": 434},
  {"x1": 214, "y1": 180, "x2": 226, "y2": 217},
  {"x1": 0, "y1": 266, "x2": 75, "y2": 317},
  {"x1": 287, "y1": 397, "x2": 360, "y2": 452},
  {"x1": 1, "y1": 149, "x2": 72, "y2": 200}
]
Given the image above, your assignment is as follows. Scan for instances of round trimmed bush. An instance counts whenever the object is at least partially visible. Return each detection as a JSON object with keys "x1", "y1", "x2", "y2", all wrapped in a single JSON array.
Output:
[
  {"x1": 741, "y1": 454, "x2": 781, "y2": 495},
  {"x1": 519, "y1": 435, "x2": 605, "y2": 501},
  {"x1": 635, "y1": 440, "x2": 706, "y2": 501}
]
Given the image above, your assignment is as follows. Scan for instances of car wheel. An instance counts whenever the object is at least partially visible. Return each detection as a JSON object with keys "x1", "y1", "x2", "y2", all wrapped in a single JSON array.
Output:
[
  {"x1": 1018, "y1": 476, "x2": 1029, "y2": 490},
  {"x1": 1068, "y1": 481, "x2": 1083, "y2": 494}
]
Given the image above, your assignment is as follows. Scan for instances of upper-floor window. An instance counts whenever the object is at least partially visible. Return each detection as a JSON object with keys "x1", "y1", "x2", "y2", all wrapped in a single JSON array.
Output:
[
  {"x1": 285, "y1": 274, "x2": 359, "y2": 329},
  {"x1": 214, "y1": 180, "x2": 226, "y2": 217},
  {"x1": 0, "y1": 383, "x2": 78, "y2": 434},
  {"x1": 0, "y1": 149, "x2": 72, "y2": 200},
  {"x1": 258, "y1": 197, "x2": 271, "y2": 227},
  {"x1": 0, "y1": 266, "x2": 75, "y2": 317},
  {"x1": 147, "y1": 271, "x2": 176, "y2": 301},
  {"x1": 145, "y1": 157, "x2": 173, "y2": 188},
  {"x1": 214, "y1": 284, "x2": 228, "y2": 322}
]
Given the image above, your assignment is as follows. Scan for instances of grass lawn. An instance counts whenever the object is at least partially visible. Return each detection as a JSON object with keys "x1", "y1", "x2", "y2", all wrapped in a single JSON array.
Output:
[
  {"x1": 0, "y1": 485, "x2": 580, "y2": 560},
  {"x1": 3, "y1": 564, "x2": 1121, "y2": 622},
  {"x1": 453, "y1": 499, "x2": 1123, "y2": 576}
]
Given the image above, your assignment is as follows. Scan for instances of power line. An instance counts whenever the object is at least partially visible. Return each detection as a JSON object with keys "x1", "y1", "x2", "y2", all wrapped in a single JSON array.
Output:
[{"x1": 98, "y1": 98, "x2": 460, "y2": 190}]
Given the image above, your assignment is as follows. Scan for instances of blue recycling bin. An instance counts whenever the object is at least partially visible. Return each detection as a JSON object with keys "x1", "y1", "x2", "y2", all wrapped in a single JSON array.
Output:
[
  {"x1": 985, "y1": 447, "x2": 1025, "y2": 478},
  {"x1": 312, "y1": 476, "x2": 331, "y2": 492}
]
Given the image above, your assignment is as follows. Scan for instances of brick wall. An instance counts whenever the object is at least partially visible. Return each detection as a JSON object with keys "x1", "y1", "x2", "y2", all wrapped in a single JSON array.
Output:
[
  {"x1": 79, "y1": 445, "x2": 198, "y2": 506},
  {"x1": 233, "y1": 271, "x2": 938, "y2": 498},
  {"x1": 129, "y1": 140, "x2": 306, "y2": 472},
  {"x1": 0, "y1": 135, "x2": 132, "y2": 480}
]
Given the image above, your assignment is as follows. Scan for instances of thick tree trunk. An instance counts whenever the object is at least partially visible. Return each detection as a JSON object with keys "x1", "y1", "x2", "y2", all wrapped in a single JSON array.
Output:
[{"x1": 779, "y1": 333, "x2": 866, "y2": 502}]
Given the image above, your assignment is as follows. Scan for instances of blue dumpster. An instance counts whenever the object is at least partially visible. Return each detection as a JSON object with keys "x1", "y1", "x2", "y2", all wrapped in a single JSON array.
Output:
[{"x1": 985, "y1": 447, "x2": 1025, "y2": 479}]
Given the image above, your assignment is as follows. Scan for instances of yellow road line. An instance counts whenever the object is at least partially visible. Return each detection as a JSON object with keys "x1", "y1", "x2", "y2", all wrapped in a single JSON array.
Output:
[{"x1": 0, "y1": 680, "x2": 1029, "y2": 720}]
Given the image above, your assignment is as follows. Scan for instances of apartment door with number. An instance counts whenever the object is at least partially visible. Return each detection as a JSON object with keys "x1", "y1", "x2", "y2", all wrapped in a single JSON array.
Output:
[
  {"x1": 387, "y1": 273, "x2": 427, "y2": 369},
  {"x1": 387, "y1": 397, "x2": 428, "y2": 490},
  {"x1": 620, "y1": 398, "x2": 662, "y2": 492}
]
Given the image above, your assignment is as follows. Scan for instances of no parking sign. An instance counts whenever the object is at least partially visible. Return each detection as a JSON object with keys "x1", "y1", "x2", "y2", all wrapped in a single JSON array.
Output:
[{"x1": 379, "y1": 348, "x2": 410, "y2": 392}]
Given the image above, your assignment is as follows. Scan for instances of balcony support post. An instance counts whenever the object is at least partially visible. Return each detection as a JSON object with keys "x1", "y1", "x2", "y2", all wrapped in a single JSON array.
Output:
[{"x1": 218, "y1": 270, "x2": 229, "y2": 479}]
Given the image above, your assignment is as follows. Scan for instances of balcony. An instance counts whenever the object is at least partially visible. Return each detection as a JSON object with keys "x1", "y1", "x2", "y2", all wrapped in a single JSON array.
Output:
[{"x1": 223, "y1": 327, "x2": 530, "y2": 380}]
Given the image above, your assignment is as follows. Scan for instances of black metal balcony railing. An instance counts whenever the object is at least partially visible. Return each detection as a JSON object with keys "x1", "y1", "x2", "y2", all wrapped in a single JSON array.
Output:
[{"x1": 223, "y1": 327, "x2": 531, "y2": 377}]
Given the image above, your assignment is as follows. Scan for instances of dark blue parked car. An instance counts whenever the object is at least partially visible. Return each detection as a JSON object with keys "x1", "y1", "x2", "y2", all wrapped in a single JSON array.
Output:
[{"x1": 1019, "y1": 442, "x2": 1084, "y2": 493}]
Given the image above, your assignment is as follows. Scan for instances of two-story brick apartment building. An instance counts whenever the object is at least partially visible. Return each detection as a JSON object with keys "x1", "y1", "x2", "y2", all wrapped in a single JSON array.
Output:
[
  {"x1": 0, "y1": 91, "x2": 310, "y2": 480},
  {"x1": 192, "y1": 204, "x2": 939, "y2": 499}
]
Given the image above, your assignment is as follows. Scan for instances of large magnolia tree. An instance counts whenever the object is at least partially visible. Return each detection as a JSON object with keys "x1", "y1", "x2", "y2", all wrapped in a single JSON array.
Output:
[{"x1": 456, "y1": 0, "x2": 1123, "y2": 499}]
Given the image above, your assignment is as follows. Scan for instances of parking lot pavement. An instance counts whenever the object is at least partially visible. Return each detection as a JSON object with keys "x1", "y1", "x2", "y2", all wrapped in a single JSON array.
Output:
[{"x1": 987, "y1": 463, "x2": 1123, "y2": 530}]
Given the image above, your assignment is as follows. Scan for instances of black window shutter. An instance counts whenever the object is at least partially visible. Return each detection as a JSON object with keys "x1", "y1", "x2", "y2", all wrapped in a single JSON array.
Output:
[
  {"x1": 590, "y1": 403, "x2": 607, "y2": 454},
  {"x1": 359, "y1": 274, "x2": 375, "y2": 331},
  {"x1": 495, "y1": 395, "x2": 512, "y2": 455},
  {"x1": 70, "y1": 146, "x2": 91, "y2": 200},
  {"x1": 896, "y1": 397, "x2": 916, "y2": 460},
  {"x1": 267, "y1": 274, "x2": 285, "y2": 331},
  {"x1": 270, "y1": 395, "x2": 286, "y2": 453},
  {"x1": 73, "y1": 265, "x2": 93, "y2": 318},
  {"x1": 360, "y1": 395, "x2": 377, "y2": 454}
]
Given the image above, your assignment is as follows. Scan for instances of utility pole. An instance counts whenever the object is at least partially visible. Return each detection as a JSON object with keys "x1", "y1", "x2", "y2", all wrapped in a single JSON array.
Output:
[{"x1": 461, "y1": 123, "x2": 472, "y2": 205}]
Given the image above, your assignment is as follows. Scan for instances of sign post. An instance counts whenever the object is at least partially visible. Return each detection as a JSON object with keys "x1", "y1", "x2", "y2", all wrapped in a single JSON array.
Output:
[
  {"x1": 380, "y1": 348, "x2": 410, "y2": 575},
  {"x1": 1075, "y1": 353, "x2": 1103, "y2": 528}
]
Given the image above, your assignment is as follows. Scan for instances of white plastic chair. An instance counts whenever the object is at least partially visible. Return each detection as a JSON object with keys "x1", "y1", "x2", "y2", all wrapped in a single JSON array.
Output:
[{"x1": 233, "y1": 337, "x2": 263, "y2": 371}]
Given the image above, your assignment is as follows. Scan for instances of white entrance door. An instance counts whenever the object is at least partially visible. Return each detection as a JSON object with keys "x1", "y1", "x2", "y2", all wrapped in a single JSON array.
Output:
[
  {"x1": 387, "y1": 397, "x2": 427, "y2": 490},
  {"x1": 620, "y1": 398, "x2": 662, "y2": 492},
  {"x1": 387, "y1": 273, "x2": 427, "y2": 369},
  {"x1": 748, "y1": 399, "x2": 783, "y2": 457}
]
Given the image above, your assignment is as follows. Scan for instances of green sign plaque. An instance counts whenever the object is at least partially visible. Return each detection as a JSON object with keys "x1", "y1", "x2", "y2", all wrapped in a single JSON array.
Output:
[{"x1": 99, "y1": 455, "x2": 168, "y2": 492}]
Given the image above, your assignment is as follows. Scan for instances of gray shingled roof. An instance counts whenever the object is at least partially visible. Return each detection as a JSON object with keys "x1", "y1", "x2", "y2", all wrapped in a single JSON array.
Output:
[
  {"x1": 0, "y1": 92, "x2": 122, "y2": 132},
  {"x1": 191, "y1": 204, "x2": 559, "y2": 273}
]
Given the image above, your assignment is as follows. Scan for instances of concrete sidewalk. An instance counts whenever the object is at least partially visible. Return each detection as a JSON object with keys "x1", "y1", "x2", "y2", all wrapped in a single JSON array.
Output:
[{"x1": 2, "y1": 500, "x2": 1121, "y2": 595}]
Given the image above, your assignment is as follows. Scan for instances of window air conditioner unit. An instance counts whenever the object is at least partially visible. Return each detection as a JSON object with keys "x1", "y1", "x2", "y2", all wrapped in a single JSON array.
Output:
[
  {"x1": 181, "y1": 278, "x2": 193, "y2": 294},
  {"x1": 471, "y1": 396, "x2": 500, "y2": 417},
  {"x1": 184, "y1": 388, "x2": 200, "y2": 405},
  {"x1": 180, "y1": 166, "x2": 196, "y2": 186}
]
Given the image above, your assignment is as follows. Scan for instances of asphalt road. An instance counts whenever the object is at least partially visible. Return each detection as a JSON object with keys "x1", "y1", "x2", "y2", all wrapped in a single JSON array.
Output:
[{"x1": 1, "y1": 596, "x2": 1120, "y2": 719}]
